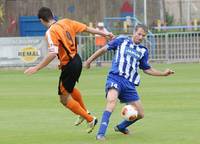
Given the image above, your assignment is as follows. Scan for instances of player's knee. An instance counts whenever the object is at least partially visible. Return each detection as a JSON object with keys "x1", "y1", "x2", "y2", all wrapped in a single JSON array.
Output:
[
  {"x1": 60, "y1": 98, "x2": 66, "y2": 105},
  {"x1": 138, "y1": 112, "x2": 144, "y2": 119},
  {"x1": 59, "y1": 94, "x2": 69, "y2": 106},
  {"x1": 106, "y1": 100, "x2": 117, "y2": 112}
]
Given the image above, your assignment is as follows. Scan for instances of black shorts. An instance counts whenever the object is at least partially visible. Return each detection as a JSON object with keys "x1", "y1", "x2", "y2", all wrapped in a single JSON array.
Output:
[{"x1": 58, "y1": 54, "x2": 82, "y2": 94}]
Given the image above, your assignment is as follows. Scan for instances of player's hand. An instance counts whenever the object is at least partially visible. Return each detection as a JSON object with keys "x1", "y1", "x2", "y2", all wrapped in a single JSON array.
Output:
[
  {"x1": 106, "y1": 32, "x2": 115, "y2": 40},
  {"x1": 84, "y1": 61, "x2": 91, "y2": 69},
  {"x1": 24, "y1": 67, "x2": 38, "y2": 75},
  {"x1": 163, "y1": 68, "x2": 174, "y2": 76}
]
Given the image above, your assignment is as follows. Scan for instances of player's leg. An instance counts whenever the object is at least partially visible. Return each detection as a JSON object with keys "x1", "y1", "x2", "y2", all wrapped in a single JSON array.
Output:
[
  {"x1": 130, "y1": 100, "x2": 144, "y2": 119},
  {"x1": 59, "y1": 86, "x2": 97, "y2": 133},
  {"x1": 115, "y1": 100, "x2": 144, "y2": 134},
  {"x1": 71, "y1": 87, "x2": 90, "y2": 126},
  {"x1": 96, "y1": 88, "x2": 118, "y2": 140},
  {"x1": 68, "y1": 54, "x2": 90, "y2": 126},
  {"x1": 114, "y1": 81, "x2": 143, "y2": 134},
  {"x1": 59, "y1": 83, "x2": 93, "y2": 122},
  {"x1": 71, "y1": 87, "x2": 87, "y2": 110},
  {"x1": 59, "y1": 54, "x2": 97, "y2": 133}
]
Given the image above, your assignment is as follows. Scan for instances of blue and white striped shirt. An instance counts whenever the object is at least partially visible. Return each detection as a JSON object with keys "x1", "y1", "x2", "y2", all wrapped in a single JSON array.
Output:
[{"x1": 106, "y1": 35, "x2": 151, "y2": 86}]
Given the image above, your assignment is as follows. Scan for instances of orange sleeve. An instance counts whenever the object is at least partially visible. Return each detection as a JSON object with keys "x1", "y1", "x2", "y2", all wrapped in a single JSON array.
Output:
[{"x1": 71, "y1": 20, "x2": 87, "y2": 33}]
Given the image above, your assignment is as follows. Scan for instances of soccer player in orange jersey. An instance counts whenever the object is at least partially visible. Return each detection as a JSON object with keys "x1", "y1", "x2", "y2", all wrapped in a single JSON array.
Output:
[{"x1": 24, "y1": 7, "x2": 114, "y2": 133}]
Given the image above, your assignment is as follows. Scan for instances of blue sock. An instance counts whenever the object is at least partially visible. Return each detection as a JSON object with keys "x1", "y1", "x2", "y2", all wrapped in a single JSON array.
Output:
[
  {"x1": 97, "y1": 110, "x2": 112, "y2": 136},
  {"x1": 117, "y1": 119, "x2": 138, "y2": 130}
]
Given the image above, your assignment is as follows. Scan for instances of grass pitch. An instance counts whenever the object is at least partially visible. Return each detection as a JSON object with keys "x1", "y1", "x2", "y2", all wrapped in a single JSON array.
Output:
[{"x1": 0, "y1": 63, "x2": 200, "y2": 144}]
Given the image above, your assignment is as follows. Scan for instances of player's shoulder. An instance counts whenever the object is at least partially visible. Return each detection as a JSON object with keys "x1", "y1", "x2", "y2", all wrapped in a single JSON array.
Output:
[
  {"x1": 138, "y1": 44, "x2": 149, "y2": 53},
  {"x1": 45, "y1": 27, "x2": 51, "y2": 36},
  {"x1": 49, "y1": 18, "x2": 74, "y2": 31},
  {"x1": 56, "y1": 18, "x2": 72, "y2": 25},
  {"x1": 116, "y1": 35, "x2": 129, "y2": 40},
  {"x1": 138, "y1": 44, "x2": 148, "y2": 49},
  {"x1": 113, "y1": 35, "x2": 129, "y2": 43},
  {"x1": 45, "y1": 23, "x2": 58, "y2": 37},
  {"x1": 46, "y1": 23, "x2": 56, "y2": 33}
]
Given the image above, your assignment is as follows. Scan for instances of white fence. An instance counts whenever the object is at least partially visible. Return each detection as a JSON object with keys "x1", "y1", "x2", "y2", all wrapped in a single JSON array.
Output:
[
  {"x1": 0, "y1": 32, "x2": 200, "y2": 67},
  {"x1": 78, "y1": 32, "x2": 200, "y2": 63},
  {"x1": 148, "y1": 32, "x2": 200, "y2": 63}
]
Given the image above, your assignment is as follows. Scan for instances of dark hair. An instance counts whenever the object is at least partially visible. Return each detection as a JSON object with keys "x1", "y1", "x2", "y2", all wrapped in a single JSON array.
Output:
[
  {"x1": 134, "y1": 24, "x2": 148, "y2": 33},
  {"x1": 37, "y1": 7, "x2": 53, "y2": 22}
]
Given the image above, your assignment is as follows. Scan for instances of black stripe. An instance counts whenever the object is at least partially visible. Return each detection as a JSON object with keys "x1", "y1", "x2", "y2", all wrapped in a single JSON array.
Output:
[
  {"x1": 58, "y1": 40, "x2": 72, "y2": 60},
  {"x1": 56, "y1": 23, "x2": 73, "y2": 60}
]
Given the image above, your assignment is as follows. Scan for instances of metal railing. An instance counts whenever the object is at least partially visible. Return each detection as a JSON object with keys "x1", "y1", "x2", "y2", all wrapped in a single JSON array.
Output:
[
  {"x1": 0, "y1": 32, "x2": 200, "y2": 68},
  {"x1": 77, "y1": 32, "x2": 200, "y2": 63},
  {"x1": 147, "y1": 32, "x2": 200, "y2": 63}
]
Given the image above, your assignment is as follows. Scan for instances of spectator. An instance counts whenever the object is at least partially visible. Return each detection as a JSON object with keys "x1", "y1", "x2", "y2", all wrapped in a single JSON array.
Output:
[{"x1": 95, "y1": 22, "x2": 109, "y2": 66}]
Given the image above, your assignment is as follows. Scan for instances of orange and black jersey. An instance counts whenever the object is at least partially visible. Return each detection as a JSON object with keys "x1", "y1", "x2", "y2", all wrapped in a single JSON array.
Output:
[{"x1": 45, "y1": 18, "x2": 87, "y2": 68}]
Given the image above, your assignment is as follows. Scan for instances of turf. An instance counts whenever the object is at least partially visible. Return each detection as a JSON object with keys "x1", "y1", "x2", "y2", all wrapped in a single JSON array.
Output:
[{"x1": 0, "y1": 63, "x2": 199, "y2": 144}]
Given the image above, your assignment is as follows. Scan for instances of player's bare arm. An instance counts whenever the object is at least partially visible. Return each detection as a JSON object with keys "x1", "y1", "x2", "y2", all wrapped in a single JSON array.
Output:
[
  {"x1": 24, "y1": 53, "x2": 57, "y2": 75},
  {"x1": 85, "y1": 46, "x2": 107, "y2": 69},
  {"x1": 143, "y1": 67, "x2": 174, "y2": 76},
  {"x1": 85, "y1": 27, "x2": 115, "y2": 40}
]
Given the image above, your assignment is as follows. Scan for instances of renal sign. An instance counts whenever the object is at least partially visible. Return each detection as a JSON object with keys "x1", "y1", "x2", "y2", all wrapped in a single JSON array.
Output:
[
  {"x1": 18, "y1": 47, "x2": 40, "y2": 63},
  {"x1": 0, "y1": 37, "x2": 47, "y2": 66}
]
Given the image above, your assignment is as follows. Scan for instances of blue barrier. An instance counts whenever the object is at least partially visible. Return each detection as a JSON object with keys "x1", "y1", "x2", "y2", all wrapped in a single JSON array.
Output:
[
  {"x1": 19, "y1": 16, "x2": 58, "y2": 36},
  {"x1": 19, "y1": 16, "x2": 47, "y2": 36}
]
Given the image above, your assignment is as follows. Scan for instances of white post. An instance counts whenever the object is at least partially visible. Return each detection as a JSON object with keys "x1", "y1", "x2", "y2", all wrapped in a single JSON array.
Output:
[
  {"x1": 187, "y1": 0, "x2": 191, "y2": 26},
  {"x1": 160, "y1": 0, "x2": 164, "y2": 23},
  {"x1": 133, "y1": 0, "x2": 136, "y2": 18},
  {"x1": 144, "y1": 0, "x2": 147, "y2": 25}
]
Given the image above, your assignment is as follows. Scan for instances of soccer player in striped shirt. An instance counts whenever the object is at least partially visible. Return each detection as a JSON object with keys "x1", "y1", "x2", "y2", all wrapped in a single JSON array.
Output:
[{"x1": 85, "y1": 24, "x2": 174, "y2": 140}]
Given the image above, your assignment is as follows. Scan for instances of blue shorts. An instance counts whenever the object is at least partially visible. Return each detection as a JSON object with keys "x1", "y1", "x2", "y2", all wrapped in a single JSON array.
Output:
[{"x1": 105, "y1": 74, "x2": 140, "y2": 103}]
